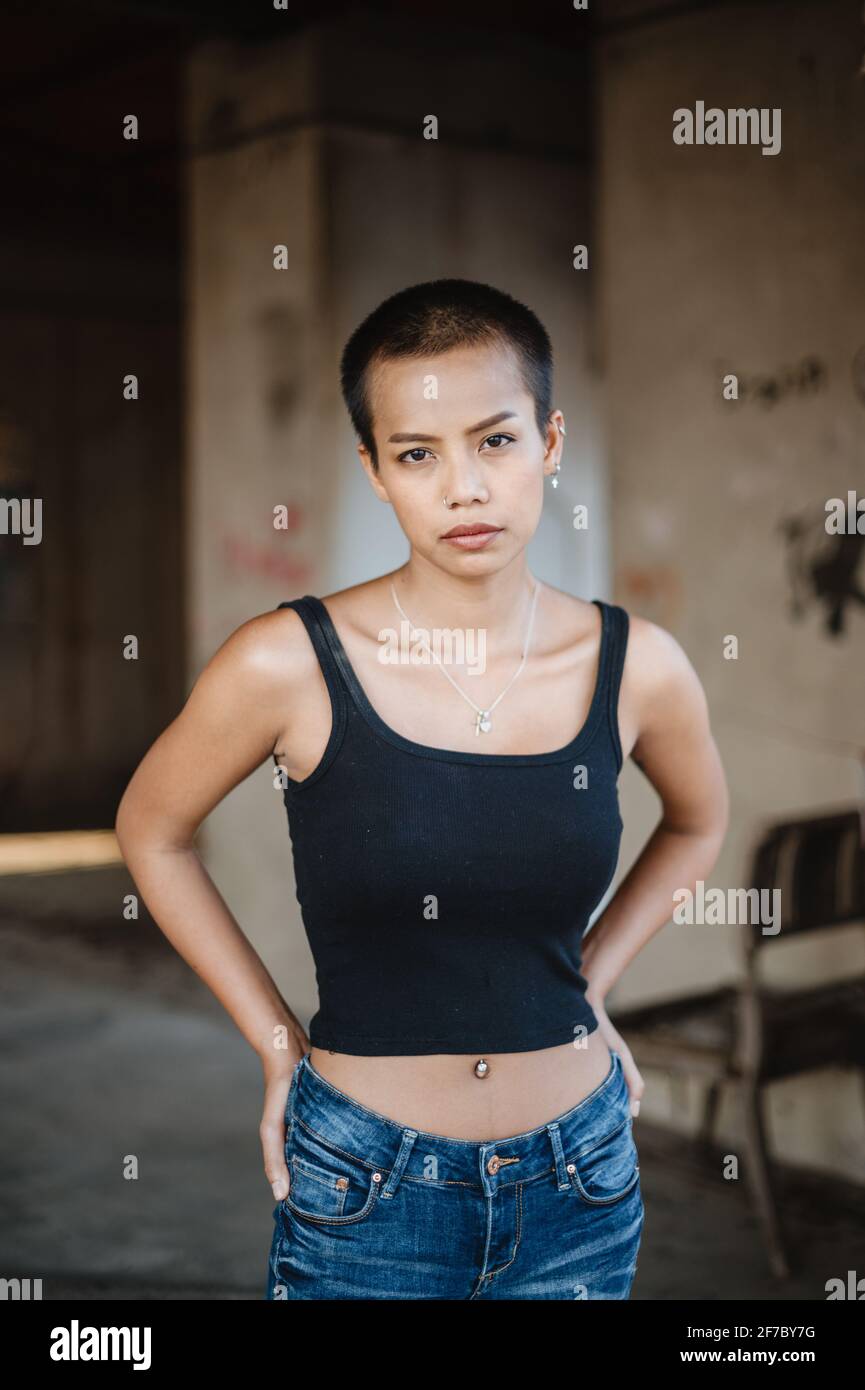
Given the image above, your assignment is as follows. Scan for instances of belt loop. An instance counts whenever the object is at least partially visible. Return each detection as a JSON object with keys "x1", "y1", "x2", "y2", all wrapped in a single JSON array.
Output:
[
  {"x1": 546, "y1": 1122, "x2": 571, "y2": 1192},
  {"x1": 380, "y1": 1128, "x2": 418, "y2": 1199}
]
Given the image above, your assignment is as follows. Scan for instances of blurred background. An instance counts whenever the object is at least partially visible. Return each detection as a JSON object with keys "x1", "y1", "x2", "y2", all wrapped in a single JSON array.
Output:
[{"x1": 1, "y1": 0, "x2": 863, "y2": 1299}]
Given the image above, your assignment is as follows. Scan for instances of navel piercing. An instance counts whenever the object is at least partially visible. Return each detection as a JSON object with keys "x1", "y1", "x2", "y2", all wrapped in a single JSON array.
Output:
[{"x1": 474, "y1": 1058, "x2": 490, "y2": 1078}]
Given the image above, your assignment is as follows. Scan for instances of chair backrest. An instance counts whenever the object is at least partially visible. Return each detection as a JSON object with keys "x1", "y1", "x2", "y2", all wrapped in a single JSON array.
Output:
[{"x1": 744, "y1": 805, "x2": 865, "y2": 951}]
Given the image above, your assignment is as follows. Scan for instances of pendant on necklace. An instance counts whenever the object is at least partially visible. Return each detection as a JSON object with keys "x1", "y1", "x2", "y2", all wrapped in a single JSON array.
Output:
[
  {"x1": 474, "y1": 1058, "x2": 490, "y2": 1078},
  {"x1": 475, "y1": 710, "x2": 492, "y2": 735}
]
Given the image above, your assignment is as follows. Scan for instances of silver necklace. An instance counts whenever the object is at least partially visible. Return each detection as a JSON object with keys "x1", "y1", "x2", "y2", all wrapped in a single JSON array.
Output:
[{"x1": 389, "y1": 579, "x2": 542, "y2": 735}]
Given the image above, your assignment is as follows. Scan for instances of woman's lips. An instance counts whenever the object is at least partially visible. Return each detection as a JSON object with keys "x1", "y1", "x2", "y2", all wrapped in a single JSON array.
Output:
[{"x1": 440, "y1": 528, "x2": 503, "y2": 550}]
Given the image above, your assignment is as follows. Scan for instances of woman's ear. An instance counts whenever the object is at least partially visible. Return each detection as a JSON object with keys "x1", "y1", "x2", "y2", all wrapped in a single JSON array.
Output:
[
  {"x1": 543, "y1": 411, "x2": 565, "y2": 470},
  {"x1": 358, "y1": 444, "x2": 391, "y2": 504}
]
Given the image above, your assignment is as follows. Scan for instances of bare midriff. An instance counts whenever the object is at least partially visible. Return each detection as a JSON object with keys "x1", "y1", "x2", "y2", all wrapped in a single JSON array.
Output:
[{"x1": 308, "y1": 1029, "x2": 613, "y2": 1141}]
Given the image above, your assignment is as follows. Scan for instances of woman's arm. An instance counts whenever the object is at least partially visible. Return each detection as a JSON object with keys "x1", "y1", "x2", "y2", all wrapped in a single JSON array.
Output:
[
  {"x1": 581, "y1": 615, "x2": 730, "y2": 1111},
  {"x1": 114, "y1": 607, "x2": 314, "y2": 1202}
]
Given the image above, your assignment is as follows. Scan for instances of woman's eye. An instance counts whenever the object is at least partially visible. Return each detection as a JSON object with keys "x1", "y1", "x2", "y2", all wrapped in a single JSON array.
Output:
[{"x1": 397, "y1": 435, "x2": 514, "y2": 463}]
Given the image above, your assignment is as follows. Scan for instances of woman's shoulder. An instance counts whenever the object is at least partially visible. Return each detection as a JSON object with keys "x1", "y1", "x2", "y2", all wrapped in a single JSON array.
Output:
[
  {"x1": 544, "y1": 587, "x2": 707, "y2": 761},
  {"x1": 194, "y1": 600, "x2": 327, "y2": 699},
  {"x1": 214, "y1": 576, "x2": 391, "y2": 680},
  {"x1": 610, "y1": 601, "x2": 706, "y2": 737},
  {"x1": 545, "y1": 584, "x2": 692, "y2": 692}
]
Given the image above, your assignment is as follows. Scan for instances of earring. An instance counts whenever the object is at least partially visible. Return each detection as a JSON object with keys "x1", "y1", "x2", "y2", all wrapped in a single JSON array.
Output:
[{"x1": 551, "y1": 420, "x2": 565, "y2": 486}]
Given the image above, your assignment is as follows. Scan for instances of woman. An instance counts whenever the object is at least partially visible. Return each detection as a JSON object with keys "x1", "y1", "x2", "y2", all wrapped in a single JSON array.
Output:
[{"x1": 115, "y1": 278, "x2": 728, "y2": 1300}]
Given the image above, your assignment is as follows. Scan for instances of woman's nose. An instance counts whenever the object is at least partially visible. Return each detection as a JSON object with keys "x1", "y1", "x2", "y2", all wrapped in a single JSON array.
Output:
[{"x1": 441, "y1": 463, "x2": 490, "y2": 507}]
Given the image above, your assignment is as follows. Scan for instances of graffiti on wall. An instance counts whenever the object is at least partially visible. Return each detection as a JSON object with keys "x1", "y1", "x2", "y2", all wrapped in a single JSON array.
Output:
[
  {"x1": 222, "y1": 523, "x2": 312, "y2": 588},
  {"x1": 779, "y1": 510, "x2": 864, "y2": 637},
  {"x1": 715, "y1": 354, "x2": 826, "y2": 407}
]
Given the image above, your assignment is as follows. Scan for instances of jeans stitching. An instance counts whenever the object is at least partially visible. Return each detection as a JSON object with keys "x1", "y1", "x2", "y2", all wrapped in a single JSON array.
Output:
[{"x1": 483, "y1": 1181, "x2": 524, "y2": 1281}]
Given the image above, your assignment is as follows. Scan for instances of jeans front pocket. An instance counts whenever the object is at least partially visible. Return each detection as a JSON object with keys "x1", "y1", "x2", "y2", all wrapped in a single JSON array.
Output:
[
  {"x1": 566, "y1": 1113, "x2": 641, "y2": 1207},
  {"x1": 283, "y1": 1113, "x2": 383, "y2": 1227}
]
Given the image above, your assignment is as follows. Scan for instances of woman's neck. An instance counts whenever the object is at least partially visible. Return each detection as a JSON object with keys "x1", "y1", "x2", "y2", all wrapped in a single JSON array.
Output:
[{"x1": 389, "y1": 556, "x2": 540, "y2": 644}]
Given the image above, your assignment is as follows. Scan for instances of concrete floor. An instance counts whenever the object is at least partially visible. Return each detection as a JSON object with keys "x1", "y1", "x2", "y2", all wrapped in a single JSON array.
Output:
[{"x1": 2, "y1": 867, "x2": 863, "y2": 1300}]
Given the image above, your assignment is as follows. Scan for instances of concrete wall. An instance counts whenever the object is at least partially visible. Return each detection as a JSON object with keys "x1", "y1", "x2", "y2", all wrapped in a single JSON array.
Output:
[
  {"x1": 597, "y1": 0, "x2": 865, "y2": 1179},
  {"x1": 185, "y1": 16, "x2": 605, "y2": 1037}
]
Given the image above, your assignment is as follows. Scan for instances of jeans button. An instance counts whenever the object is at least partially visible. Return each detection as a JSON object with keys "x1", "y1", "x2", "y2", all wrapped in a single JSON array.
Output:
[{"x1": 487, "y1": 1155, "x2": 501, "y2": 1175}]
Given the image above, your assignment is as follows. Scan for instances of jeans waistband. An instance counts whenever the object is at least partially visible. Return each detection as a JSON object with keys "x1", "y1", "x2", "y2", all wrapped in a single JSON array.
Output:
[{"x1": 284, "y1": 1048, "x2": 631, "y2": 1197}]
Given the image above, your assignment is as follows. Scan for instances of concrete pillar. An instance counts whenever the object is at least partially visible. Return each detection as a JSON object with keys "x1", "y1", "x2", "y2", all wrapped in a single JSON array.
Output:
[{"x1": 598, "y1": 0, "x2": 865, "y2": 1178}]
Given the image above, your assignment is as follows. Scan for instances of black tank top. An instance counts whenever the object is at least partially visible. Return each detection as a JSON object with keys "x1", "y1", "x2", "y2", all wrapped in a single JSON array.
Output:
[{"x1": 271, "y1": 593, "x2": 629, "y2": 1056}]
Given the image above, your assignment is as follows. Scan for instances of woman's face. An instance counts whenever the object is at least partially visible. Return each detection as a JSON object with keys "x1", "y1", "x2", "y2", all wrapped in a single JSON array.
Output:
[{"x1": 358, "y1": 340, "x2": 563, "y2": 578}]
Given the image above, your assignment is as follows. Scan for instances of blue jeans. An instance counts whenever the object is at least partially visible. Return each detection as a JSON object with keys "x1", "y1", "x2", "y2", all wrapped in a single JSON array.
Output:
[{"x1": 265, "y1": 1048, "x2": 644, "y2": 1300}]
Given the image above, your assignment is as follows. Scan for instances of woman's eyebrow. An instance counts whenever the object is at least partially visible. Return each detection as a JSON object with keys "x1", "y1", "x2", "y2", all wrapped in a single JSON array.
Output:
[{"x1": 387, "y1": 410, "x2": 518, "y2": 444}]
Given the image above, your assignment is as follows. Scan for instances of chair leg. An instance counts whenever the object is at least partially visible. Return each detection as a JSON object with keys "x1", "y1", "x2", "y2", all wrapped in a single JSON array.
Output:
[
  {"x1": 741, "y1": 1078, "x2": 792, "y2": 1279},
  {"x1": 699, "y1": 1080, "x2": 723, "y2": 1150}
]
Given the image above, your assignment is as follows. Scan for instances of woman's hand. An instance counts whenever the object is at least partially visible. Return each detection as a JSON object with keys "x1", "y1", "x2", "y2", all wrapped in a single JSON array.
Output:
[
  {"x1": 589, "y1": 998, "x2": 645, "y2": 1117},
  {"x1": 260, "y1": 1036, "x2": 309, "y2": 1202}
]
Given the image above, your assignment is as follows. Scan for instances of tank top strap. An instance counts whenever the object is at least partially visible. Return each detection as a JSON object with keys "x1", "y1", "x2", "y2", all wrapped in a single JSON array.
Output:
[
  {"x1": 275, "y1": 596, "x2": 350, "y2": 712},
  {"x1": 596, "y1": 599, "x2": 630, "y2": 773}
]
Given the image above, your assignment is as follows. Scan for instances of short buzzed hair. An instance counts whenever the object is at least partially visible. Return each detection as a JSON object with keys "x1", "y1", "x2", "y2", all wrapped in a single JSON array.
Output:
[{"x1": 339, "y1": 278, "x2": 554, "y2": 471}]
